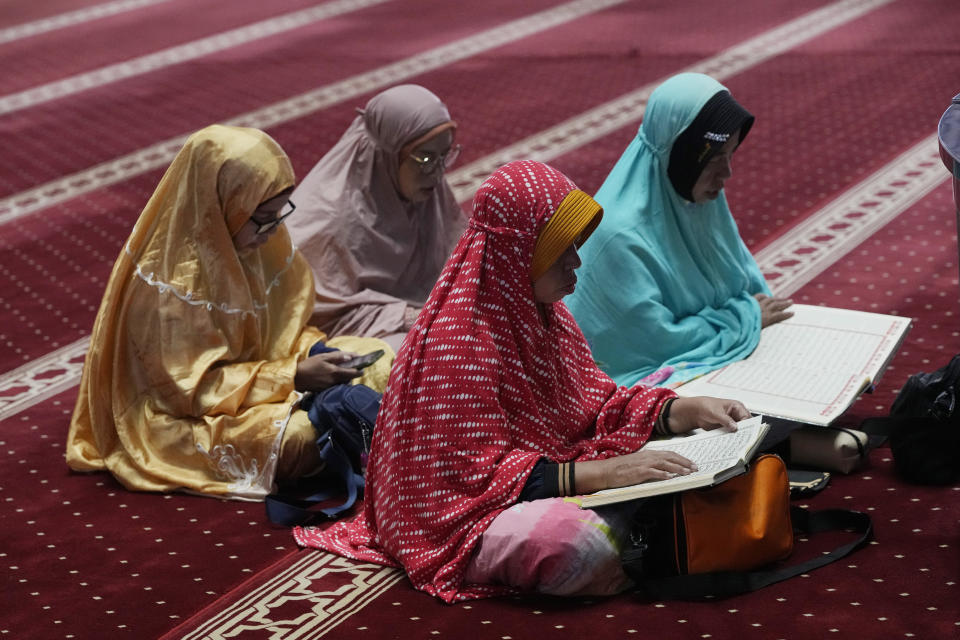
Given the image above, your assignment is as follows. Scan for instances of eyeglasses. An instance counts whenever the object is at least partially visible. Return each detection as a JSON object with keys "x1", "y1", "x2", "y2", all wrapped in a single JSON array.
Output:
[
  {"x1": 408, "y1": 144, "x2": 462, "y2": 175},
  {"x1": 255, "y1": 200, "x2": 296, "y2": 235}
]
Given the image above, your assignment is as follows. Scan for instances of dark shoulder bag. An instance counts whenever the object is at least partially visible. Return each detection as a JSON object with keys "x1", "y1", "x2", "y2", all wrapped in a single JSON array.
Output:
[{"x1": 861, "y1": 354, "x2": 960, "y2": 485}]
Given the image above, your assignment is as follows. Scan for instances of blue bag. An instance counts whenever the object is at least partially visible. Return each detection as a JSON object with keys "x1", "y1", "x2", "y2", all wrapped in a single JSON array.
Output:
[{"x1": 265, "y1": 383, "x2": 381, "y2": 525}]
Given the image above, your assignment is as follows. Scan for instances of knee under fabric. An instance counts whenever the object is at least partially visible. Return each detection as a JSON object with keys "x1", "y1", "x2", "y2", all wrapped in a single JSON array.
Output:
[
  {"x1": 276, "y1": 411, "x2": 323, "y2": 481},
  {"x1": 464, "y1": 497, "x2": 633, "y2": 596}
]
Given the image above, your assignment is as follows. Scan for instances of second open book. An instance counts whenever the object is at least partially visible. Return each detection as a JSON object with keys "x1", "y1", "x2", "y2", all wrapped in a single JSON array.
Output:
[
  {"x1": 674, "y1": 304, "x2": 910, "y2": 426},
  {"x1": 578, "y1": 415, "x2": 769, "y2": 509}
]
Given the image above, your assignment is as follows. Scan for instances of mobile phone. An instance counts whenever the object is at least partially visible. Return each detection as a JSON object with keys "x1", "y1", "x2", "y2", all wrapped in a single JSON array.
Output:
[{"x1": 341, "y1": 349, "x2": 385, "y2": 371}]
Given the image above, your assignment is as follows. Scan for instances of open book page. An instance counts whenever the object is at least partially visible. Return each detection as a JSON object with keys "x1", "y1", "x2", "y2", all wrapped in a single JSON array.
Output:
[
  {"x1": 578, "y1": 416, "x2": 768, "y2": 509},
  {"x1": 675, "y1": 305, "x2": 911, "y2": 426}
]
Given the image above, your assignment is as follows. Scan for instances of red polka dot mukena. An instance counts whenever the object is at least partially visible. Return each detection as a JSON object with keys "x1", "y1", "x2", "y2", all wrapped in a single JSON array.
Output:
[{"x1": 295, "y1": 161, "x2": 672, "y2": 602}]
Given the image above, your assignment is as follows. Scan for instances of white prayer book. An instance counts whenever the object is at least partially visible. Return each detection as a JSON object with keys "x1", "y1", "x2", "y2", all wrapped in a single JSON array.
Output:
[
  {"x1": 578, "y1": 416, "x2": 769, "y2": 508},
  {"x1": 674, "y1": 304, "x2": 911, "y2": 426}
]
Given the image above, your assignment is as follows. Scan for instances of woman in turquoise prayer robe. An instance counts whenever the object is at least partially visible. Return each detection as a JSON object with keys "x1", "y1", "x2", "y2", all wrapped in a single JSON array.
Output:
[{"x1": 567, "y1": 73, "x2": 793, "y2": 388}]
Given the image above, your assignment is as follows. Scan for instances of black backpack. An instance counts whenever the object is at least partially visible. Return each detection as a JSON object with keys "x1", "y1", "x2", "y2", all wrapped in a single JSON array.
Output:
[{"x1": 862, "y1": 354, "x2": 960, "y2": 485}]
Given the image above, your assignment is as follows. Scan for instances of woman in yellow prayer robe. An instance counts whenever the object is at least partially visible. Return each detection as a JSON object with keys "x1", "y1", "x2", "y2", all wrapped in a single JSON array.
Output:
[{"x1": 66, "y1": 125, "x2": 392, "y2": 500}]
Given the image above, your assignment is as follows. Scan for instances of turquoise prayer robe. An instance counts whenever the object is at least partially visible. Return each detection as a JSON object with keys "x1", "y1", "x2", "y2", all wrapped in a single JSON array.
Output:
[{"x1": 567, "y1": 73, "x2": 770, "y2": 387}]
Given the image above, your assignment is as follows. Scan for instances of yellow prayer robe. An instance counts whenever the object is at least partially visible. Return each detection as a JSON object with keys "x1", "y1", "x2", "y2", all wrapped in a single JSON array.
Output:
[{"x1": 66, "y1": 125, "x2": 391, "y2": 500}]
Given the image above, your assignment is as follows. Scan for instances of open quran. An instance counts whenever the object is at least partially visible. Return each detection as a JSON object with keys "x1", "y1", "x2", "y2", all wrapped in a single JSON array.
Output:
[
  {"x1": 675, "y1": 304, "x2": 910, "y2": 426},
  {"x1": 579, "y1": 416, "x2": 769, "y2": 508}
]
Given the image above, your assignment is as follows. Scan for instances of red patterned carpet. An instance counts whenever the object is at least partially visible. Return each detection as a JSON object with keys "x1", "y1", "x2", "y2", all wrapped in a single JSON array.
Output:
[{"x1": 1, "y1": 1, "x2": 958, "y2": 638}]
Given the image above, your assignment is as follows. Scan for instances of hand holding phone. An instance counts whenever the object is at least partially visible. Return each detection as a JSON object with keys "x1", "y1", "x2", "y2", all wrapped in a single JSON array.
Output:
[{"x1": 340, "y1": 349, "x2": 386, "y2": 371}]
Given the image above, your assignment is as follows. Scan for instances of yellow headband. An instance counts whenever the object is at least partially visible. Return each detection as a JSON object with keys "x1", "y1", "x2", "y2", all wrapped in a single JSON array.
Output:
[{"x1": 531, "y1": 189, "x2": 603, "y2": 281}]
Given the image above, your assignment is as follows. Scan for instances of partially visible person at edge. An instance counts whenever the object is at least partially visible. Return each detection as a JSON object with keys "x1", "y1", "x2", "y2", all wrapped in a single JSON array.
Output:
[
  {"x1": 286, "y1": 84, "x2": 466, "y2": 353},
  {"x1": 566, "y1": 73, "x2": 793, "y2": 388},
  {"x1": 294, "y1": 160, "x2": 750, "y2": 602},
  {"x1": 66, "y1": 125, "x2": 393, "y2": 500}
]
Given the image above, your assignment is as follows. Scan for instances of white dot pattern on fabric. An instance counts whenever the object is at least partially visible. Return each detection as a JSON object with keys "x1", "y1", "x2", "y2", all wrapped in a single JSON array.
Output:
[{"x1": 294, "y1": 161, "x2": 672, "y2": 603}]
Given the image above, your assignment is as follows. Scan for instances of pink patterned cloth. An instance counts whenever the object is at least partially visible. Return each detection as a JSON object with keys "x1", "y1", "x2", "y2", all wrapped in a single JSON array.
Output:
[
  {"x1": 464, "y1": 497, "x2": 635, "y2": 596},
  {"x1": 294, "y1": 161, "x2": 673, "y2": 602}
]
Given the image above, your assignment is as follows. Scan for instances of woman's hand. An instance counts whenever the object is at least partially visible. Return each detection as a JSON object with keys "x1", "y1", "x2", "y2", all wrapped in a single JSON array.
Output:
[
  {"x1": 576, "y1": 449, "x2": 699, "y2": 494},
  {"x1": 402, "y1": 305, "x2": 421, "y2": 331},
  {"x1": 574, "y1": 396, "x2": 751, "y2": 493},
  {"x1": 294, "y1": 351, "x2": 362, "y2": 392},
  {"x1": 754, "y1": 293, "x2": 794, "y2": 328},
  {"x1": 667, "y1": 396, "x2": 751, "y2": 435}
]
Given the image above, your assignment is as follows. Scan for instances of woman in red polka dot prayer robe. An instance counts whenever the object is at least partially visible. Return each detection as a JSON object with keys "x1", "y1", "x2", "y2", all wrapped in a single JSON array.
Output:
[{"x1": 294, "y1": 160, "x2": 749, "y2": 602}]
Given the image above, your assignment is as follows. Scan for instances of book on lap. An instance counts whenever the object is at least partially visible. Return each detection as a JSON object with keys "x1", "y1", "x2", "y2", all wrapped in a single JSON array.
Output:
[
  {"x1": 674, "y1": 304, "x2": 911, "y2": 426},
  {"x1": 578, "y1": 416, "x2": 769, "y2": 508}
]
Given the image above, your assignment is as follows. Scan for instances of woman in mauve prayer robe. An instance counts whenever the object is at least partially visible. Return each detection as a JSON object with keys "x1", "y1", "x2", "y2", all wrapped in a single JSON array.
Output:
[
  {"x1": 295, "y1": 160, "x2": 749, "y2": 602},
  {"x1": 67, "y1": 125, "x2": 391, "y2": 500},
  {"x1": 287, "y1": 84, "x2": 466, "y2": 352}
]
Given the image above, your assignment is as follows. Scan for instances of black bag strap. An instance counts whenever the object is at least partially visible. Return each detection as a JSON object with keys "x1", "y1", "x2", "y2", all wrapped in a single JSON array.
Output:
[
  {"x1": 859, "y1": 415, "x2": 903, "y2": 438},
  {"x1": 637, "y1": 507, "x2": 873, "y2": 600}
]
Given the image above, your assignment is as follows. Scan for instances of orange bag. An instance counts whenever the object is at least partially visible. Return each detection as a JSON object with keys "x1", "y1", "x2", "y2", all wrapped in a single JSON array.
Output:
[
  {"x1": 623, "y1": 454, "x2": 872, "y2": 599},
  {"x1": 679, "y1": 453, "x2": 793, "y2": 573}
]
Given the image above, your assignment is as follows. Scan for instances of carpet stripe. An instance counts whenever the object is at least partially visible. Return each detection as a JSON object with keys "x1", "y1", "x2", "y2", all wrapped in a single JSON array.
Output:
[
  {"x1": 0, "y1": 337, "x2": 89, "y2": 422},
  {"x1": 0, "y1": 0, "x2": 865, "y2": 226},
  {"x1": 0, "y1": 0, "x2": 174, "y2": 45},
  {"x1": 177, "y1": 551, "x2": 404, "y2": 639},
  {"x1": 0, "y1": 0, "x2": 631, "y2": 225},
  {"x1": 756, "y1": 134, "x2": 947, "y2": 297},
  {"x1": 448, "y1": 0, "x2": 896, "y2": 201},
  {"x1": 0, "y1": 0, "x2": 396, "y2": 117}
]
